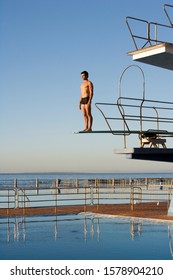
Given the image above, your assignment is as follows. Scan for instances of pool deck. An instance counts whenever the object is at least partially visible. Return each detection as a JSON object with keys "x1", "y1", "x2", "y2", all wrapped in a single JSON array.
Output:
[{"x1": 0, "y1": 202, "x2": 173, "y2": 221}]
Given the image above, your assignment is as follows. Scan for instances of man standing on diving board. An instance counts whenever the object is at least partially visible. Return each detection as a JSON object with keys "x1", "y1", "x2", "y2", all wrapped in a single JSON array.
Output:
[{"x1": 79, "y1": 70, "x2": 94, "y2": 132}]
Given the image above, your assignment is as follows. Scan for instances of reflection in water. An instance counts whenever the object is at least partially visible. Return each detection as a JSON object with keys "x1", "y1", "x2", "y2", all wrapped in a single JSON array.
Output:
[
  {"x1": 3, "y1": 215, "x2": 172, "y2": 245},
  {"x1": 168, "y1": 225, "x2": 173, "y2": 257},
  {"x1": 1, "y1": 214, "x2": 173, "y2": 260},
  {"x1": 130, "y1": 220, "x2": 142, "y2": 240},
  {"x1": 54, "y1": 217, "x2": 58, "y2": 240},
  {"x1": 168, "y1": 194, "x2": 173, "y2": 215},
  {"x1": 10, "y1": 215, "x2": 97, "y2": 243},
  {"x1": 6, "y1": 217, "x2": 26, "y2": 242},
  {"x1": 83, "y1": 216, "x2": 100, "y2": 241}
]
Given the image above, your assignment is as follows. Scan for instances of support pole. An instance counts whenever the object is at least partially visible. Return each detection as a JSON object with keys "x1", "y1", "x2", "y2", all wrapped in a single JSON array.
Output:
[{"x1": 14, "y1": 178, "x2": 18, "y2": 208}]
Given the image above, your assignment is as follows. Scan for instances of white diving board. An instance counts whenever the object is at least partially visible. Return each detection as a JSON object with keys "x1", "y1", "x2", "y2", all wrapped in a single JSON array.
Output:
[
  {"x1": 128, "y1": 43, "x2": 173, "y2": 70},
  {"x1": 115, "y1": 147, "x2": 173, "y2": 162}
]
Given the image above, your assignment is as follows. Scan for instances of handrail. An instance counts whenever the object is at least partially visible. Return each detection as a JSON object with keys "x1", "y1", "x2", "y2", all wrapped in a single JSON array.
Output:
[
  {"x1": 126, "y1": 4, "x2": 173, "y2": 50},
  {"x1": 164, "y1": 4, "x2": 173, "y2": 27},
  {"x1": 96, "y1": 97, "x2": 173, "y2": 147},
  {"x1": 95, "y1": 60, "x2": 173, "y2": 144},
  {"x1": 95, "y1": 102, "x2": 116, "y2": 133},
  {"x1": 0, "y1": 182, "x2": 171, "y2": 213},
  {"x1": 118, "y1": 65, "x2": 145, "y2": 100},
  {"x1": 149, "y1": 21, "x2": 173, "y2": 44},
  {"x1": 118, "y1": 65, "x2": 145, "y2": 146},
  {"x1": 126, "y1": 16, "x2": 150, "y2": 49}
]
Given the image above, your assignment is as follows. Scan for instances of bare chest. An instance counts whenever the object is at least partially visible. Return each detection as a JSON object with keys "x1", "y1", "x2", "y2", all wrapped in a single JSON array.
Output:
[{"x1": 81, "y1": 81, "x2": 89, "y2": 92}]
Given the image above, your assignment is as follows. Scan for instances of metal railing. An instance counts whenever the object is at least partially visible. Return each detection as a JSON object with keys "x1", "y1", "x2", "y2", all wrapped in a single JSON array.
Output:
[
  {"x1": 96, "y1": 98, "x2": 173, "y2": 147},
  {"x1": 95, "y1": 65, "x2": 173, "y2": 148},
  {"x1": 126, "y1": 4, "x2": 173, "y2": 50},
  {"x1": 0, "y1": 177, "x2": 172, "y2": 214},
  {"x1": 1, "y1": 177, "x2": 173, "y2": 190}
]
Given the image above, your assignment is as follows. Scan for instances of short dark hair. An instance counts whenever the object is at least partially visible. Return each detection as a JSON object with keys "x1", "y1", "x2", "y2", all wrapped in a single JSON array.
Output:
[{"x1": 81, "y1": 70, "x2": 89, "y2": 77}]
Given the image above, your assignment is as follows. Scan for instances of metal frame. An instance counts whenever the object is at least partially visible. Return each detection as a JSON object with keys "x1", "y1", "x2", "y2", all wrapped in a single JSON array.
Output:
[
  {"x1": 0, "y1": 177, "x2": 172, "y2": 213},
  {"x1": 95, "y1": 65, "x2": 173, "y2": 148},
  {"x1": 126, "y1": 4, "x2": 173, "y2": 50}
]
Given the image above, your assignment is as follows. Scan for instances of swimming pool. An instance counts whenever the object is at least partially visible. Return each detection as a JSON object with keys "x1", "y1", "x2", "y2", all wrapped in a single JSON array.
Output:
[{"x1": 0, "y1": 214, "x2": 173, "y2": 260}]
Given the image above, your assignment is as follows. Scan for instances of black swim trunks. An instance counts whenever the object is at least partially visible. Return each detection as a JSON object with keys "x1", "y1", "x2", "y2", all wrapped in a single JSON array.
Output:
[{"x1": 80, "y1": 97, "x2": 89, "y2": 104}]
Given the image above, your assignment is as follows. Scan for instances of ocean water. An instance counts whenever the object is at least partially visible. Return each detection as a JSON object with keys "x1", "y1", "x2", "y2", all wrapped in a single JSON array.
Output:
[{"x1": 1, "y1": 171, "x2": 173, "y2": 181}]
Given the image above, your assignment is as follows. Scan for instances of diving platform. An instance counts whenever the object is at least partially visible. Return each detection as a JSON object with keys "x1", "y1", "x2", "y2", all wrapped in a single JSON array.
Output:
[
  {"x1": 115, "y1": 147, "x2": 173, "y2": 162},
  {"x1": 75, "y1": 130, "x2": 135, "y2": 134},
  {"x1": 75, "y1": 5, "x2": 173, "y2": 163},
  {"x1": 128, "y1": 43, "x2": 173, "y2": 70},
  {"x1": 75, "y1": 130, "x2": 173, "y2": 136}
]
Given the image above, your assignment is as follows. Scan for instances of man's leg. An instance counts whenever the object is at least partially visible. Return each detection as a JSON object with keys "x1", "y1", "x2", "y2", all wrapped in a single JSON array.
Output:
[
  {"x1": 85, "y1": 105, "x2": 92, "y2": 131},
  {"x1": 81, "y1": 105, "x2": 88, "y2": 131}
]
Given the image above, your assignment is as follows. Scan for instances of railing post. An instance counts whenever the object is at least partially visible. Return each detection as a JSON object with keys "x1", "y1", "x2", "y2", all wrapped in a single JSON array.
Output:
[
  {"x1": 56, "y1": 178, "x2": 59, "y2": 187},
  {"x1": 97, "y1": 184, "x2": 99, "y2": 210},
  {"x1": 84, "y1": 186, "x2": 86, "y2": 212},
  {"x1": 55, "y1": 187, "x2": 58, "y2": 214},
  {"x1": 145, "y1": 177, "x2": 148, "y2": 190},
  {"x1": 14, "y1": 178, "x2": 18, "y2": 208},
  {"x1": 76, "y1": 178, "x2": 78, "y2": 187},
  {"x1": 36, "y1": 178, "x2": 39, "y2": 194},
  {"x1": 23, "y1": 189, "x2": 26, "y2": 216},
  {"x1": 95, "y1": 178, "x2": 97, "y2": 187},
  {"x1": 55, "y1": 178, "x2": 61, "y2": 196},
  {"x1": 76, "y1": 178, "x2": 79, "y2": 193},
  {"x1": 138, "y1": 187, "x2": 142, "y2": 203},
  {"x1": 112, "y1": 178, "x2": 115, "y2": 186},
  {"x1": 90, "y1": 187, "x2": 93, "y2": 205},
  {"x1": 130, "y1": 187, "x2": 134, "y2": 211},
  {"x1": 7, "y1": 188, "x2": 10, "y2": 215}
]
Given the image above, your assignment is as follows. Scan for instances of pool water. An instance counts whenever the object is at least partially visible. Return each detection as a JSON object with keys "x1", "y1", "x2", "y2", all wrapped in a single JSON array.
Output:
[{"x1": 0, "y1": 214, "x2": 173, "y2": 260}]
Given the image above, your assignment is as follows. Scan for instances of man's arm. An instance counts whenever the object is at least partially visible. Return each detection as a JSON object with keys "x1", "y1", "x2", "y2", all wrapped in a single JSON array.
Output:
[
  {"x1": 78, "y1": 96, "x2": 82, "y2": 110},
  {"x1": 88, "y1": 81, "x2": 93, "y2": 103}
]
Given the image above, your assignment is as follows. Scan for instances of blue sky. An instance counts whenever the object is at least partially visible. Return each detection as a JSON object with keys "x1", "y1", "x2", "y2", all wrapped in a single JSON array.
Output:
[{"x1": 1, "y1": 0, "x2": 173, "y2": 173}]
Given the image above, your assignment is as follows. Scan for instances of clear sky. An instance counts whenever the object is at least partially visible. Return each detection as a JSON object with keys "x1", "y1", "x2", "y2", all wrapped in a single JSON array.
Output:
[{"x1": 1, "y1": 0, "x2": 173, "y2": 173}]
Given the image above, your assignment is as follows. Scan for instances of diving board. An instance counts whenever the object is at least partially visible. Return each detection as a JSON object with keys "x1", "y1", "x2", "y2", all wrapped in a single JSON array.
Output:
[
  {"x1": 115, "y1": 147, "x2": 173, "y2": 162},
  {"x1": 75, "y1": 130, "x2": 131, "y2": 134},
  {"x1": 75, "y1": 129, "x2": 173, "y2": 136},
  {"x1": 128, "y1": 43, "x2": 173, "y2": 70}
]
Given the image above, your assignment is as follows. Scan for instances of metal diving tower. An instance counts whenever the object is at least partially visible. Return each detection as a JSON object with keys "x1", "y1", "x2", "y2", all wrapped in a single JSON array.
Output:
[{"x1": 76, "y1": 3, "x2": 173, "y2": 163}]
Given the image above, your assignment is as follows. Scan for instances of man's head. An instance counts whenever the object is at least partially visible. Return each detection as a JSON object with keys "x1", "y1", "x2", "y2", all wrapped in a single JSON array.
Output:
[{"x1": 81, "y1": 70, "x2": 89, "y2": 80}]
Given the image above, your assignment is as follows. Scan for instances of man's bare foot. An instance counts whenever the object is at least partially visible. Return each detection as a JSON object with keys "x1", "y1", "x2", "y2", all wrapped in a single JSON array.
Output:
[{"x1": 85, "y1": 128, "x2": 92, "y2": 132}]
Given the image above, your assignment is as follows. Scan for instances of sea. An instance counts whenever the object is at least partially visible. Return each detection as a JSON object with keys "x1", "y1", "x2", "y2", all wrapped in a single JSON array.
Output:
[{"x1": 1, "y1": 171, "x2": 173, "y2": 181}]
